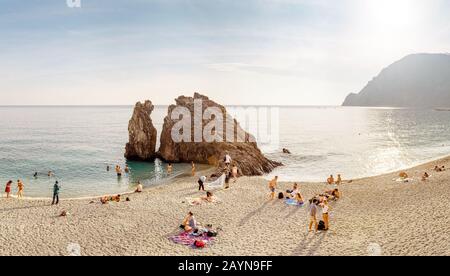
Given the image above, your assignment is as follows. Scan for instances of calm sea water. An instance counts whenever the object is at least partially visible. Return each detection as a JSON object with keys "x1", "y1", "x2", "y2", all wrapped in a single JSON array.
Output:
[{"x1": 0, "y1": 106, "x2": 449, "y2": 197}]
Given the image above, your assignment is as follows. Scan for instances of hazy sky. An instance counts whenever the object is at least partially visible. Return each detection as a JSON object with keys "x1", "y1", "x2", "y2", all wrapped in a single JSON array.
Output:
[{"x1": 1, "y1": 0, "x2": 450, "y2": 105}]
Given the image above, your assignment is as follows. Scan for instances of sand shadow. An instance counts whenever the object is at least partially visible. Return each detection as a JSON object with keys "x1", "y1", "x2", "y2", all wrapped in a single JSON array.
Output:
[
  {"x1": 291, "y1": 231, "x2": 327, "y2": 256},
  {"x1": 238, "y1": 200, "x2": 271, "y2": 226}
]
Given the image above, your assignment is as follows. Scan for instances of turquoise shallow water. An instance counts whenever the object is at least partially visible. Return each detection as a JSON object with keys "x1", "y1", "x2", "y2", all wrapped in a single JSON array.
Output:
[{"x1": 0, "y1": 106, "x2": 450, "y2": 197}]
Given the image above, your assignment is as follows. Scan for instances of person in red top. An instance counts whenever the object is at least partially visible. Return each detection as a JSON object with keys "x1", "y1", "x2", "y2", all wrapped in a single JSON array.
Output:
[{"x1": 4, "y1": 180, "x2": 12, "y2": 198}]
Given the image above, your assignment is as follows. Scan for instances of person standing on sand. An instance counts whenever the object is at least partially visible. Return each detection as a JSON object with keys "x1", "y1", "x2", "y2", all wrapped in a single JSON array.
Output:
[
  {"x1": 4, "y1": 180, "x2": 12, "y2": 198},
  {"x1": 232, "y1": 164, "x2": 238, "y2": 183},
  {"x1": 198, "y1": 175, "x2": 206, "y2": 191},
  {"x1": 320, "y1": 200, "x2": 330, "y2": 230},
  {"x1": 327, "y1": 175, "x2": 335, "y2": 185},
  {"x1": 336, "y1": 174, "x2": 342, "y2": 185},
  {"x1": 17, "y1": 180, "x2": 24, "y2": 198},
  {"x1": 52, "y1": 181, "x2": 60, "y2": 205},
  {"x1": 191, "y1": 162, "x2": 196, "y2": 176},
  {"x1": 268, "y1": 176, "x2": 278, "y2": 200},
  {"x1": 224, "y1": 154, "x2": 232, "y2": 167},
  {"x1": 309, "y1": 199, "x2": 319, "y2": 232},
  {"x1": 167, "y1": 163, "x2": 173, "y2": 174}
]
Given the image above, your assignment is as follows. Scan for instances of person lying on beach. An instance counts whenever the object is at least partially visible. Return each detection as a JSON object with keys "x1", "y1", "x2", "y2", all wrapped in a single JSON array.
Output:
[
  {"x1": 285, "y1": 183, "x2": 299, "y2": 198},
  {"x1": 399, "y1": 172, "x2": 409, "y2": 179},
  {"x1": 188, "y1": 192, "x2": 217, "y2": 205},
  {"x1": 181, "y1": 212, "x2": 198, "y2": 232},
  {"x1": 112, "y1": 195, "x2": 121, "y2": 202},
  {"x1": 135, "y1": 181, "x2": 143, "y2": 193},
  {"x1": 327, "y1": 175, "x2": 335, "y2": 185},
  {"x1": 4, "y1": 180, "x2": 12, "y2": 198},
  {"x1": 325, "y1": 189, "x2": 341, "y2": 200},
  {"x1": 268, "y1": 176, "x2": 278, "y2": 200}
]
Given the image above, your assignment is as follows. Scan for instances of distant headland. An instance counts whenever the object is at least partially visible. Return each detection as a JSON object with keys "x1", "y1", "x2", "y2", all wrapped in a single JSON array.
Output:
[{"x1": 343, "y1": 53, "x2": 450, "y2": 108}]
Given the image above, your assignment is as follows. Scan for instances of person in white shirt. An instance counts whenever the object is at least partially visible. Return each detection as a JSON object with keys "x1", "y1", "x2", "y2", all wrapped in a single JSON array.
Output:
[
  {"x1": 198, "y1": 175, "x2": 207, "y2": 191},
  {"x1": 224, "y1": 154, "x2": 232, "y2": 167},
  {"x1": 320, "y1": 200, "x2": 330, "y2": 231}
]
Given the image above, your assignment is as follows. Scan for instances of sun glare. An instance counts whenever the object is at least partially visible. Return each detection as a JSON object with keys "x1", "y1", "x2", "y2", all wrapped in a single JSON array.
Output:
[{"x1": 366, "y1": 0, "x2": 418, "y2": 30}]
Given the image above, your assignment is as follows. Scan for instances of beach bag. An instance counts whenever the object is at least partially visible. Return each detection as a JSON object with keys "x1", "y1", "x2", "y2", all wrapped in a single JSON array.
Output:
[
  {"x1": 207, "y1": 230, "x2": 218, "y2": 237},
  {"x1": 278, "y1": 192, "x2": 284, "y2": 199},
  {"x1": 194, "y1": 240, "x2": 205, "y2": 248},
  {"x1": 318, "y1": 220, "x2": 326, "y2": 231}
]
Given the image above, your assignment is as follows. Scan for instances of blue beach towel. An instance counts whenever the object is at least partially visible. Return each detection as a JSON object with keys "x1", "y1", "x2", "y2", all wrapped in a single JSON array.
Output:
[{"x1": 285, "y1": 199, "x2": 304, "y2": 206}]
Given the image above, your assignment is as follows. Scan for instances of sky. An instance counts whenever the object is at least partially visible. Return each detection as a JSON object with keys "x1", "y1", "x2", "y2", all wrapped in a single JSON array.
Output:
[{"x1": 1, "y1": 0, "x2": 450, "y2": 106}]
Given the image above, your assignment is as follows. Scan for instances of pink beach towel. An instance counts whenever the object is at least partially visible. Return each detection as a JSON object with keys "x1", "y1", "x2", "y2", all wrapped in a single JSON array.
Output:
[{"x1": 169, "y1": 231, "x2": 215, "y2": 248}]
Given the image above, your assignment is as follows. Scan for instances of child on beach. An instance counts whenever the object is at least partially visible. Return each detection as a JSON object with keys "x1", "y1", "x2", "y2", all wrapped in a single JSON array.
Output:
[
  {"x1": 4, "y1": 180, "x2": 12, "y2": 198},
  {"x1": 17, "y1": 180, "x2": 24, "y2": 198},
  {"x1": 268, "y1": 176, "x2": 278, "y2": 200},
  {"x1": 422, "y1": 172, "x2": 430, "y2": 181},
  {"x1": 309, "y1": 199, "x2": 319, "y2": 232}
]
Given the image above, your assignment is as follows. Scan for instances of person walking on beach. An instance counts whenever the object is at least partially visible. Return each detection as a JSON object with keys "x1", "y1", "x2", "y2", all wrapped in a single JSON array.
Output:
[
  {"x1": 309, "y1": 199, "x2": 319, "y2": 232},
  {"x1": 268, "y1": 176, "x2": 278, "y2": 200},
  {"x1": 198, "y1": 175, "x2": 206, "y2": 191},
  {"x1": 320, "y1": 200, "x2": 330, "y2": 230},
  {"x1": 17, "y1": 180, "x2": 24, "y2": 198},
  {"x1": 191, "y1": 162, "x2": 196, "y2": 176},
  {"x1": 4, "y1": 180, "x2": 12, "y2": 198},
  {"x1": 52, "y1": 181, "x2": 60, "y2": 205}
]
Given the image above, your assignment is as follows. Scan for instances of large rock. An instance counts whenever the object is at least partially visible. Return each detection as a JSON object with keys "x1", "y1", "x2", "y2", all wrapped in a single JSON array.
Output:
[
  {"x1": 343, "y1": 53, "x2": 450, "y2": 107},
  {"x1": 125, "y1": 100, "x2": 157, "y2": 161},
  {"x1": 158, "y1": 93, "x2": 281, "y2": 176}
]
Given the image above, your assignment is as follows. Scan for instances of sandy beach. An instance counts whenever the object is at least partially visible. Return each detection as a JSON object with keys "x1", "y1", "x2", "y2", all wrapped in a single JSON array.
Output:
[{"x1": 1, "y1": 157, "x2": 449, "y2": 256}]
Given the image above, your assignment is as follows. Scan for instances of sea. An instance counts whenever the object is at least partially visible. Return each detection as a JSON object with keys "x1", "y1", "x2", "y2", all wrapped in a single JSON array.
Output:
[{"x1": 1, "y1": 106, "x2": 449, "y2": 198}]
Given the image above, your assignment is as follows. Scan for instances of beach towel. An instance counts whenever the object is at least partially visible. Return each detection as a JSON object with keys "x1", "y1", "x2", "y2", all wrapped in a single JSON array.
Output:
[
  {"x1": 285, "y1": 198, "x2": 304, "y2": 206},
  {"x1": 186, "y1": 196, "x2": 221, "y2": 206},
  {"x1": 393, "y1": 177, "x2": 414, "y2": 183},
  {"x1": 169, "y1": 231, "x2": 215, "y2": 248},
  {"x1": 206, "y1": 174, "x2": 226, "y2": 190}
]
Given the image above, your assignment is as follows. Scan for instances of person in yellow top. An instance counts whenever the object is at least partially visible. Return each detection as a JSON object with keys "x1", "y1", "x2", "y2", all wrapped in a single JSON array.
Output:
[
  {"x1": 17, "y1": 179, "x2": 24, "y2": 198},
  {"x1": 327, "y1": 175, "x2": 335, "y2": 185},
  {"x1": 268, "y1": 176, "x2": 278, "y2": 200}
]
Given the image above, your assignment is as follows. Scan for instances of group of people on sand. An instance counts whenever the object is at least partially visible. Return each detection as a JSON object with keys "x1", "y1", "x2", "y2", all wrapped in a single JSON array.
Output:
[
  {"x1": 267, "y1": 175, "x2": 342, "y2": 233},
  {"x1": 4, "y1": 180, "x2": 24, "y2": 199},
  {"x1": 308, "y1": 188, "x2": 341, "y2": 232},
  {"x1": 327, "y1": 174, "x2": 343, "y2": 185},
  {"x1": 195, "y1": 154, "x2": 239, "y2": 191}
]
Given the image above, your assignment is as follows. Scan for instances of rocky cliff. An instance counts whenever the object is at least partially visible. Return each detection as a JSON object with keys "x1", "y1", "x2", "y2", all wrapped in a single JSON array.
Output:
[
  {"x1": 343, "y1": 53, "x2": 450, "y2": 107},
  {"x1": 124, "y1": 100, "x2": 157, "y2": 161},
  {"x1": 158, "y1": 93, "x2": 281, "y2": 176}
]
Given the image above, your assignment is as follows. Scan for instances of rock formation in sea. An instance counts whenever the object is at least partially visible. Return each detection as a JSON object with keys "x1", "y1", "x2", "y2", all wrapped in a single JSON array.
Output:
[
  {"x1": 158, "y1": 93, "x2": 281, "y2": 176},
  {"x1": 124, "y1": 100, "x2": 157, "y2": 161},
  {"x1": 342, "y1": 53, "x2": 450, "y2": 107}
]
